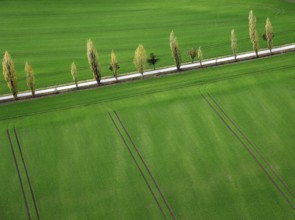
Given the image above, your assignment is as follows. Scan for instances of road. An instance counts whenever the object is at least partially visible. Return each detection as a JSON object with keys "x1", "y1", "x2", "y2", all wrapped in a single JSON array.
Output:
[{"x1": 0, "y1": 44, "x2": 294, "y2": 102}]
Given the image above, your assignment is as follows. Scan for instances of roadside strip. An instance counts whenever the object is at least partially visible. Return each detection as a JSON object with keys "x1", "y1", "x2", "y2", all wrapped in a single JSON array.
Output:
[{"x1": 1, "y1": 44, "x2": 294, "y2": 103}]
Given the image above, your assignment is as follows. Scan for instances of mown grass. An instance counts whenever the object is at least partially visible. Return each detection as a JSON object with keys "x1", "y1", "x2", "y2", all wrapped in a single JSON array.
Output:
[
  {"x1": 0, "y1": 53, "x2": 294, "y2": 219},
  {"x1": 0, "y1": 0, "x2": 294, "y2": 94}
]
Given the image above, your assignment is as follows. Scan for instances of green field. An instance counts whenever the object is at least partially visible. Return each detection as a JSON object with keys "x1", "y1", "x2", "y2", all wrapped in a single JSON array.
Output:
[
  {"x1": 0, "y1": 0, "x2": 295, "y2": 95},
  {"x1": 0, "y1": 52, "x2": 294, "y2": 219}
]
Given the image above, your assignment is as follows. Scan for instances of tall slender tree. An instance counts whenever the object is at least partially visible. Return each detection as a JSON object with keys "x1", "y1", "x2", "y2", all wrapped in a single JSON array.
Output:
[
  {"x1": 2, "y1": 51, "x2": 18, "y2": 99},
  {"x1": 189, "y1": 47, "x2": 197, "y2": 63},
  {"x1": 109, "y1": 50, "x2": 120, "y2": 80},
  {"x1": 169, "y1": 31, "x2": 181, "y2": 71},
  {"x1": 231, "y1": 29, "x2": 237, "y2": 61},
  {"x1": 133, "y1": 44, "x2": 147, "y2": 77},
  {"x1": 249, "y1": 10, "x2": 259, "y2": 57},
  {"x1": 265, "y1": 17, "x2": 273, "y2": 54},
  {"x1": 87, "y1": 39, "x2": 101, "y2": 85},
  {"x1": 71, "y1": 62, "x2": 78, "y2": 88},
  {"x1": 25, "y1": 61, "x2": 35, "y2": 96},
  {"x1": 198, "y1": 47, "x2": 203, "y2": 67}
]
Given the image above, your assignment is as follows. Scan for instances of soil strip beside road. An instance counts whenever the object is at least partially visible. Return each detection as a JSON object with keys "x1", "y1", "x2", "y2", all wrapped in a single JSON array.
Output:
[
  {"x1": 200, "y1": 92, "x2": 295, "y2": 210},
  {"x1": 1, "y1": 64, "x2": 294, "y2": 122},
  {"x1": 207, "y1": 92, "x2": 295, "y2": 200},
  {"x1": 108, "y1": 112, "x2": 167, "y2": 220},
  {"x1": 14, "y1": 128, "x2": 40, "y2": 220},
  {"x1": 6, "y1": 129, "x2": 32, "y2": 220},
  {"x1": 114, "y1": 111, "x2": 176, "y2": 220}
]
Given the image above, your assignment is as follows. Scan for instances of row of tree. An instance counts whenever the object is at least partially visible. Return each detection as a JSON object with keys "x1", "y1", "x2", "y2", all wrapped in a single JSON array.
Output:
[{"x1": 2, "y1": 10, "x2": 274, "y2": 100}]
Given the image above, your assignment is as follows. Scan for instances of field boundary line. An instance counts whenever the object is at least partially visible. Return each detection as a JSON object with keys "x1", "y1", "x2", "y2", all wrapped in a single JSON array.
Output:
[
  {"x1": 14, "y1": 128, "x2": 41, "y2": 220},
  {"x1": 200, "y1": 91, "x2": 295, "y2": 210},
  {"x1": 108, "y1": 112, "x2": 167, "y2": 219},
  {"x1": 206, "y1": 92, "x2": 295, "y2": 200},
  {"x1": 6, "y1": 129, "x2": 32, "y2": 220},
  {"x1": 114, "y1": 111, "x2": 176, "y2": 220},
  {"x1": 1, "y1": 64, "x2": 294, "y2": 122}
]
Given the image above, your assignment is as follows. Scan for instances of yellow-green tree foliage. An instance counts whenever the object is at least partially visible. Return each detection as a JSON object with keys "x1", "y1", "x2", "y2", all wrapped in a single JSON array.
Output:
[
  {"x1": 231, "y1": 29, "x2": 237, "y2": 60},
  {"x1": 110, "y1": 50, "x2": 119, "y2": 80},
  {"x1": 2, "y1": 51, "x2": 18, "y2": 99},
  {"x1": 189, "y1": 47, "x2": 197, "y2": 63},
  {"x1": 71, "y1": 62, "x2": 78, "y2": 88},
  {"x1": 265, "y1": 17, "x2": 273, "y2": 53},
  {"x1": 198, "y1": 47, "x2": 203, "y2": 66},
  {"x1": 87, "y1": 39, "x2": 101, "y2": 84},
  {"x1": 133, "y1": 44, "x2": 147, "y2": 77},
  {"x1": 169, "y1": 31, "x2": 181, "y2": 70},
  {"x1": 249, "y1": 10, "x2": 259, "y2": 57},
  {"x1": 25, "y1": 61, "x2": 35, "y2": 96}
]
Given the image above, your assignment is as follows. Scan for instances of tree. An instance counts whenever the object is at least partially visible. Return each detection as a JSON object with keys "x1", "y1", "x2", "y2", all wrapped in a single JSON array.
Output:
[
  {"x1": 198, "y1": 47, "x2": 203, "y2": 67},
  {"x1": 133, "y1": 44, "x2": 147, "y2": 77},
  {"x1": 188, "y1": 48, "x2": 197, "y2": 63},
  {"x1": 25, "y1": 61, "x2": 35, "y2": 96},
  {"x1": 231, "y1": 29, "x2": 237, "y2": 61},
  {"x1": 265, "y1": 17, "x2": 273, "y2": 54},
  {"x1": 109, "y1": 50, "x2": 120, "y2": 80},
  {"x1": 249, "y1": 10, "x2": 259, "y2": 57},
  {"x1": 87, "y1": 39, "x2": 101, "y2": 84},
  {"x1": 71, "y1": 62, "x2": 78, "y2": 88},
  {"x1": 2, "y1": 51, "x2": 18, "y2": 99},
  {"x1": 147, "y1": 53, "x2": 159, "y2": 70},
  {"x1": 169, "y1": 31, "x2": 181, "y2": 71}
]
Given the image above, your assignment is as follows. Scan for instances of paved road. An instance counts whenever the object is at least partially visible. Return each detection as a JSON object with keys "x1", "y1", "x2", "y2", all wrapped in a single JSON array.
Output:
[{"x1": 0, "y1": 44, "x2": 294, "y2": 102}]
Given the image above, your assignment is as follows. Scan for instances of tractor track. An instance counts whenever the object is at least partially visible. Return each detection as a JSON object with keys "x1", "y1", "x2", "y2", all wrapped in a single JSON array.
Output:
[
  {"x1": 200, "y1": 92, "x2": 295, "y2": 210},
  {"x1": 114, "y1": 111, "x2": 176, "y2": 220},
  {"x1": 108, "y1": 112, "x2": 167, "y2": 220},
  {"x1": 206, "y1": 92, "x2": 295, "y2": 200},
  {"x1": 14, "y1": 128, "x2": 40, "y2": 219},
  {"x1": 6, "y1": 129, "x2": 32, "y2": 220}
]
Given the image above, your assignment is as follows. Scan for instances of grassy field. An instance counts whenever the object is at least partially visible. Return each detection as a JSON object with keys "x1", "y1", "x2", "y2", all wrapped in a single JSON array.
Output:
[
  {"x1": 0, "y1": 0, "x2": 295, "y2": 95},
  {"x1": 0, "y1": 53, "x2": 294, "y2": 219}
]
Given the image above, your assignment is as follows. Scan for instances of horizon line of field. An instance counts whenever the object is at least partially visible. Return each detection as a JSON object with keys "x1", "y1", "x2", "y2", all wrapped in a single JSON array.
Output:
[
  {"x1": 1, "y1": 43, "x2": 294, "y2": 103},
  {"x1": 200, "y1": 88, "x2": 295, "y2": 210},
  {"x1": 108, "y1": 111, "x2": 176, "y2": 220},
  {"x1": 0, "y1": 60, "x2": 294, "y2": 123},
  {"x1": 6, "y1": 128, "x2": 40, "y2": 220}
]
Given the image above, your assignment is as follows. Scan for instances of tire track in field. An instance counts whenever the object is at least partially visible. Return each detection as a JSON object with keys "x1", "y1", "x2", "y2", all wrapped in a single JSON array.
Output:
[
  {"x1": 200, "y1": 92, "x2": 295, "y2": 210},
  {"x1": 6, "y1": 129, "x2": 32, "y2": 220},
  {"x1": 1, "y1": 64, "x2": 294, "y2": 122},
  {"x1": 108, "y1": 112, "x2": 167, "y2": 220},
  {"x1": 14, "y1": 128, "x2": 41, "y2": 220},
  {"x1": 114, "y1": 111, "x2": 176, "y2": 220},
  {"x1": 206, "y1": 92, "x2": 295, "y2": 200}
]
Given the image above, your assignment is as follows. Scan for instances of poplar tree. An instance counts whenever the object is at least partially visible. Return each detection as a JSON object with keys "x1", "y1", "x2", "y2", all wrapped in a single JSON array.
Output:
[
  {"x1": 2, "y1": 51, "x2": 18, "y2": 99},
  {"x1": 265, "y1": 17, "x2": 273, "y2": 54},
  {"x1": 231, "y1": 29, "x2": 237, "y2": 61},
  {"x1": 87, "y1": 39, "x2": 101, "y2": 84},
  {"x1": 25, "y1": 62, "x2": 35, "y2": 96},
  {"x1": 249, "y1": 10, "x2": 259, "y2": 57},
  {"x1": 198, "y1": 47, "x2": 203, "y2": 67},
  {"x1": 109, "y1": 50, "x2": 120, "y2": 80},
  {"x1": 189, "y1": 48, "x2": 197, "y2": 63},
  {"x1": 169, "y1": 31, "x2": 181, "y2": 71},
  {"x1": 133, "y1": 44, "x2": 147, "y2": 77},
  {"x1": 71, "y1": 62, "x2": 78, "y2": 88}
]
